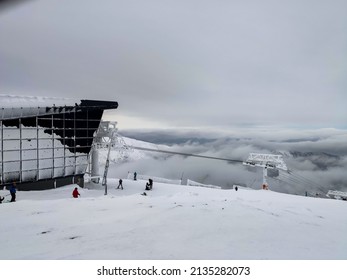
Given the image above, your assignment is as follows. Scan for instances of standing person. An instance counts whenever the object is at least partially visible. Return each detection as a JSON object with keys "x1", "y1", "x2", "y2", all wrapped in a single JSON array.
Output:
[
  {"x1": 72, "y1": 187, "x2": 80, "y2": 198},
  {"x1": 235, "y1": 186, "x2": 238, "y2": 191},
  {"x1": 117, "y1": 179, "x2": 123, "y2": 190},
  {"x1": 0, "y1": 196, "x2": 4, "y2": 204},
  {"x1": 133, "y1": 172, "x2": 137, "y2": 181},
  {"x1": 9, "y1": 182, "x2": 16, "y2": 202}
]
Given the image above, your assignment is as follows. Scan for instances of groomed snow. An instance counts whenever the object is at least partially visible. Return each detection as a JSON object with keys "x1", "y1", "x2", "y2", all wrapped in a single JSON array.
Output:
[{"x1": 0, "y1": 180, "x2": 346, "y2": 260}]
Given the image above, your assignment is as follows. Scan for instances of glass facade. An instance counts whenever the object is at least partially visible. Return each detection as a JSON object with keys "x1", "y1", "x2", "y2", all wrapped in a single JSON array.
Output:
[{"x1": 0, "y1": 100, "x2": 118, "y2": 189}]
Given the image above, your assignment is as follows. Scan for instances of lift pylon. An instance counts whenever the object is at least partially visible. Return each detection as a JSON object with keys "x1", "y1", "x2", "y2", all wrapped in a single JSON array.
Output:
[{"x1": 243, "y1": 153, "x2": 287, "y2": 190}]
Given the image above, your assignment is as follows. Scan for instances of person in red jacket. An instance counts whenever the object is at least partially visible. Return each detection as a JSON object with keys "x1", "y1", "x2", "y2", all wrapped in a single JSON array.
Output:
[{"x1": 72, "y1": 187, "x2": 80, "y2": 198}]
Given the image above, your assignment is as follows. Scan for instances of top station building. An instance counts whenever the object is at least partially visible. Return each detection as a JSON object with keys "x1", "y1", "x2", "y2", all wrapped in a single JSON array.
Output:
[{"x1": 0, "y1": 94, "x2": 118, "y2": 190}]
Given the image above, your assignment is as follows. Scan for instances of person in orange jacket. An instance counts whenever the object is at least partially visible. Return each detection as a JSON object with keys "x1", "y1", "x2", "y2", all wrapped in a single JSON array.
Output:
[{"x1": 72, "y1": 187, "x2": 80, "y2": 198}]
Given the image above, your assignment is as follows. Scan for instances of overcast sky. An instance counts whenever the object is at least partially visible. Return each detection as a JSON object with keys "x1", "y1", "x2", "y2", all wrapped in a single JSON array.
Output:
[{"x1": 0, "y1": 0, "x2": 346, "y2": 131}]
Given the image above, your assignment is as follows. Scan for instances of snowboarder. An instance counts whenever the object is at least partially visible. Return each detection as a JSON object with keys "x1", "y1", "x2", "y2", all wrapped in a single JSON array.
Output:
[
  {"x1": 72, "y1": 187, "x2": 80, "y2": 198},
  {"x1": 133, "y1": 172, "x2": 137, "y2": 181},
  {"x1": 9, "y1": 182, "x2": 16, "y2": 202},
  {"x1": 117, "y1": 179, "x2": 123, "y2": 190},
  {"x1": 0, "y1": 196, "x2": 4, "y2": 204},
  {"x1": 145, "y1": 179, "x2": 153, "y2": 190}
]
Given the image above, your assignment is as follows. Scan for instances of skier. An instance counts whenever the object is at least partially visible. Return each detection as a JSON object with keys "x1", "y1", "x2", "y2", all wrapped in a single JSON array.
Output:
[
  {"x1": 117, "y1": 179, "x2": 123, "y2": 190},
  {"x1": 0, "y1": 196, "x2": 4, "y2": 204},
  {"x1": 235, "y1": 186, "x2": 238, "y2": 191},
  {"x1": 72, "y1": 187, "x2": 80, "y2": 198},
  {"x1": 9, "y1": 182, "x2": 16, "y2": 202},
  {"x1": 133, "y1": 172, "x2": 137, "y2": 181}
]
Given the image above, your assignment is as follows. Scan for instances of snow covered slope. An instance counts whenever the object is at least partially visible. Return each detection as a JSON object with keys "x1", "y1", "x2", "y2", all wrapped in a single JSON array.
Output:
[
  {"x1": 99, "y1": 136, "x2": 169, "y2": 163},
  {"x1": 0, "y1": 180, "x2": 346, "y2": 260}
]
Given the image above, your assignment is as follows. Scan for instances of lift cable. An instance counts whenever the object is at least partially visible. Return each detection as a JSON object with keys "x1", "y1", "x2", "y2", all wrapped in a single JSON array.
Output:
[
  {"x1": 290, "y1": 171, "x2": 327, "y2": 187},
  {"x1": 129, "y1": 145, "x2": 244, "y2": 164},
  {"x1": 278, "y1": 170, "x2": 326, "y2": 193}
]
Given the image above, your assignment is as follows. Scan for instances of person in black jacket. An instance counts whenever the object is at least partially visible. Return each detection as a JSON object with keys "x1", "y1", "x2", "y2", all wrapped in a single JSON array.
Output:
[
  {"x1": 0, "y1": 196, "x2": 4, "y2": 204},
  {"x1": 145, "y1": 179, "x2": 153, "y2": 190},
  {"x1": 117, "y1": 179, "x2": 123, "y2": 190}
]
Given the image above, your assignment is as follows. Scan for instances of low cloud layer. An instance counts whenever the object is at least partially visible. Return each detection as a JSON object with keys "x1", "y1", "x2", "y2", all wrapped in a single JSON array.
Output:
[{"x1": 108, "y1": 128, "x2": 347, "y2": 196}]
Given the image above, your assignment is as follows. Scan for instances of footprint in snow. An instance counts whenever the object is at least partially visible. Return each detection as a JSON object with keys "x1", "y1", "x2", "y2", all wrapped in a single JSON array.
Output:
[{"x1": 68, "y1": 236, "x2": 81, "y2": 240}]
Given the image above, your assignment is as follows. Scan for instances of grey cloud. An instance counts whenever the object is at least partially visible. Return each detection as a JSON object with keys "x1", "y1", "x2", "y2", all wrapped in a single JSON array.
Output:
[{"x1": 1, "y1": 0, "x2": 346, "y2": 128}]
